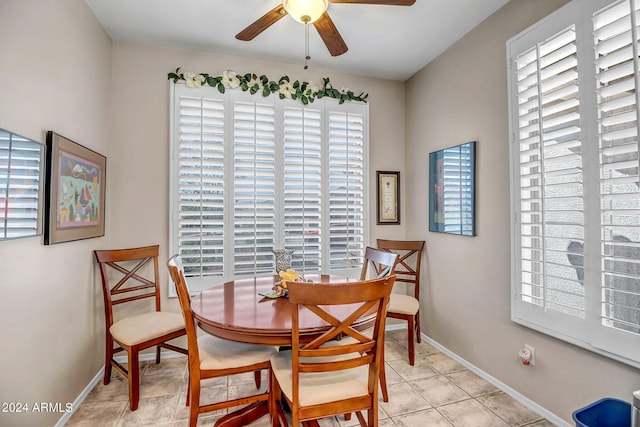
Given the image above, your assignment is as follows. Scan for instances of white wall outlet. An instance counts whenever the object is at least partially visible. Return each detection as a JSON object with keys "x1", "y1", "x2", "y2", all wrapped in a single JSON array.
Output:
[{"x1": 524, "y1": 344, "x2": 535, "y2": 366}]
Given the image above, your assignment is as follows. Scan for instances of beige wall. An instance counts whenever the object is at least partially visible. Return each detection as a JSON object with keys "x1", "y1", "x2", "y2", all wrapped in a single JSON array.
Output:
[
  {"x1": 406, "y1": 0, "x2": 640, "y2": 423},
  {"x1": 0, "y1": 0, "x2": 112, "y2": 426}
]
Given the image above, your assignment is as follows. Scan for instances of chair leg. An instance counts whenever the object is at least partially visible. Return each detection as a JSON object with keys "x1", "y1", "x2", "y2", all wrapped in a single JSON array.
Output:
[
  {"x1": 269, "y1": 369, "x2": 284, "y2": 427},
  {"x1": 104, "y1": 337, "x2": 113, "y2": 385},
  {"x1": 415, "y1": 312, "x2": 421, "y2": 343},
  {"x1": 254, "y1": 370, "x2": 261, "y2": 389},
  {"x1": 127, "y1": 348, "x2": 140, "y2": 411},
  {"x1": 379, "y1": 358, "x2": 389, "y2": 402},
  {"x1": 407, "y1": 318, "x2": 415, "y2": 366},
  {"x1": 189, "y1": 376, "x2": 200, "y2": 427},
  {"x1": 155, "y1": 345, "x2": 161, "y2": 364},
  {"x1": 185, "y1": 375, "x2": 191, "y2": 406}
]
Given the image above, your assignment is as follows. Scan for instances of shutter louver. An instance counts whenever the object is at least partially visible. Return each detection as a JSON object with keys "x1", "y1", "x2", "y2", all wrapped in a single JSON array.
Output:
[
  {"x1": 177, "y1": 96, "x2": 225, "y2": 278},
  {"x1": 594, "y1": 0, "x2": 640, "y2": 336},
  {"x1": 441, "y1": 144, "x2": 475, "y2": 235},
  {"x1": 283, "y1": 107, "x2": 322, "y2": 272},
  {"x1": 233, "y1": 101, "x2": 276, "y2": 276},
  {"x1": 328, "y1": 111, "x2": 365, "y2": 271},
  {"x1": 515, "y1": 25, "x2": 586, "y2": 318}
]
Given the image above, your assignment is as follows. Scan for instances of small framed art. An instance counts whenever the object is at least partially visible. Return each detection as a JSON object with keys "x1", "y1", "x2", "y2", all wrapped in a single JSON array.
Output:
[
  {"x1": 377, "y1": 171, "x2": 400, "y2": 225},
  {"x1": 44, "y1": 131, "x2": 106, "y2": 244}
]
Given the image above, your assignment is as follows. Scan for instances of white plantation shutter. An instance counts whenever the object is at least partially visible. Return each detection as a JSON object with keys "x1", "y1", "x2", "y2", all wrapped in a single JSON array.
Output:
[
  {"x1": 173, "y1": 88, "x2": 226, "y2": 289},
  {"x1": 328, "y1": 111, "x2": 366, "y2": 273},
  {"x1": 513, "y1": 23, "x2": 586, "y2": 332},
  {"x1": 233, "y1": 101, "x2": 276, "y2": 276},
  {"x1": 170, "y1": 83, "x2": 369, "y2": 293},
  {"x1": 593, "y1": 0, "x2": 640, "y2": 359},
  {"x1": 0, "y1": 130, "x2": 44, "y2": 239},
  {"x1": 283, "y1": 106, "x2": 323, "y2": 272},
  {"x1": 509, "y1": 0, "x2": 640, "y2": 367}
]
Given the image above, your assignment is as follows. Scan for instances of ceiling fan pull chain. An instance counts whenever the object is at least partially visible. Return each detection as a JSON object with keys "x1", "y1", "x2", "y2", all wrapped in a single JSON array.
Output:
[{"x1": 304, "y1": 21, "x2": 310, "y2": 69}]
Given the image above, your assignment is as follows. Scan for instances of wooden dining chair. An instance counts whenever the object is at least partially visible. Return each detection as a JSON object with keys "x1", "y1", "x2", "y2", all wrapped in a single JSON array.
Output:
[
  {"x1": 360, "y1": 246, "x2": 399, "y2": 281},
  {"x1": 167, "y1": 255, "x2": 277, "y2": 427},
  {"x1": 94, "y1": 245, "x2": 188, "y2": 411},
  {"x1": 269, "y1": 276, "x2": 395, "y2": 427},
  {"x1": 359, "y1": 246, "x2": 398, "y2": 402},
  {"x1": 377, "y1": 239, "x2": 425, "y2": 366}
]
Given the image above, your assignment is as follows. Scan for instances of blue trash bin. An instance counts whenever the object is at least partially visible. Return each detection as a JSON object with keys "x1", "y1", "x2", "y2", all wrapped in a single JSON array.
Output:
[{"x1": 572, "y1": 398, "x2": 632, "y2": 427}]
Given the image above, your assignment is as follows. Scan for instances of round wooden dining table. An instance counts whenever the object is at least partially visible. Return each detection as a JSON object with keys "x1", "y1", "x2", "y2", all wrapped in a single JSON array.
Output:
[
  {"x1": 190, "y1": 273, "x2": 373, "y2": 427},
  {"x1": 190, "y1": 273, "x2": 375, "y2": 346}
]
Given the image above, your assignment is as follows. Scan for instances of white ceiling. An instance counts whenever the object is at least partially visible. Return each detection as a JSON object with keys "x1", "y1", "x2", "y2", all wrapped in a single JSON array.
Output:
[{"x1": 85, "y1": 0, "x2": 509, "y2": 81}]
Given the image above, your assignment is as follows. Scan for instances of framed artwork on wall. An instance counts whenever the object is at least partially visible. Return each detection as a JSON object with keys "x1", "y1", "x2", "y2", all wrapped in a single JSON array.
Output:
[
  {"x1": 44, "y1": 131, "x2": 106, "y2": 244},
  {"x1": 377, "y1": 171, "x2": 400, "y2": 225},
  {"x1": 429, "y1": 141, "x2": 476, "y2": 236}
]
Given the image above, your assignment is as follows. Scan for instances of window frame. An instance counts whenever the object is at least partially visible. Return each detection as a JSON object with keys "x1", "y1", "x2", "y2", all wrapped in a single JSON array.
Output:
[
  {"x1": 169, "y1": 82, "x2": 370, "y2": 295},
  {"x1": 508, "y1": 0, "x2": 640, "y2": 369}
]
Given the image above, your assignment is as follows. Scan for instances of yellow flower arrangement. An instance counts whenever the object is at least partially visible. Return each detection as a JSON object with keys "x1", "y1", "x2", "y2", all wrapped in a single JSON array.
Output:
[{"x1": 273, "y1": 269, "x2": 313, "y2": 297}]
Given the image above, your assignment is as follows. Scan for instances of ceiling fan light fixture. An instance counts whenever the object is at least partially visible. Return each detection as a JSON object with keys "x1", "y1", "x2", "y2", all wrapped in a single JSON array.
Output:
[{"x1": 283, "y1": 0, "x2": 328, "y2": 24}]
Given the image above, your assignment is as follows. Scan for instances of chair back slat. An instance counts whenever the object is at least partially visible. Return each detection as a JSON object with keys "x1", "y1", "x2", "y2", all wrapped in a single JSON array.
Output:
[
  {"x1": 111, "y1": 293, "x2": 157, "y2": 305},
  {"x1": 360, "y1": 246, "x2": 399, "y2": 280},
  {"x1": 106, "y1": 258, "x2": 156, "y2": 291}
]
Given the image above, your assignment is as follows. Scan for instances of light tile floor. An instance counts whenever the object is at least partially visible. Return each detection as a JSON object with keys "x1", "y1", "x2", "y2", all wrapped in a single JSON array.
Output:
[{"x1": 65, "y1": 330, "x2": 556, "y2": 426}]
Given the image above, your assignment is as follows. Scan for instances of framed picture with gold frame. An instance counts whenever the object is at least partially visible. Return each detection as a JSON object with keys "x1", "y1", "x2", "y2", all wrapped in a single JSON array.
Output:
[
  {"x1": 376, "y1": 171, "x2": 400, "y2": 225},
  {"x1": 44, "y1": 131, "x2": 106, "y2": 244}
]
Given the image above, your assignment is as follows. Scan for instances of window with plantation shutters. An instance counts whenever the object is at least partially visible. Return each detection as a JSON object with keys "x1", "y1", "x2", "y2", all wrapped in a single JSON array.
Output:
[
  {"x1": 593, "y1": 0, "x2": 640, "y2": 360},
  {"x1": 0, "y1": 129, "x2": 45, "y2": 240},
  {"x1": 170, "y1": 83, "x2": 369, "y2": 294},
  {"x1": 508, "y1": 0, "x2": 640, "y2": 368}
]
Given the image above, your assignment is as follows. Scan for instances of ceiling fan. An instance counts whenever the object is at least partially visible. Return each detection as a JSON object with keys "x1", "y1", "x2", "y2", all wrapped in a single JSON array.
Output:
[{"x1": 236, "y1": 0, "x2": 416, "y2": 57}]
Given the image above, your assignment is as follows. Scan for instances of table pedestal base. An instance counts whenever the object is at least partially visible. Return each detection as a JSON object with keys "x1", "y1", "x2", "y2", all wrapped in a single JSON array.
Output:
[{"x1": 214, "y1": 402, "x2": 268, "y2": 427}]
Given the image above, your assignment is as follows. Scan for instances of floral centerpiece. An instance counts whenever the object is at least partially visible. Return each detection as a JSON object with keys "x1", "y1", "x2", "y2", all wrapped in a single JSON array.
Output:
[
  {"x1": 273, "y1": 269, "x2": 313, "y2": 297},
  {"x1": 168, "y1": 68, "x2": 368, "y2": 106}
]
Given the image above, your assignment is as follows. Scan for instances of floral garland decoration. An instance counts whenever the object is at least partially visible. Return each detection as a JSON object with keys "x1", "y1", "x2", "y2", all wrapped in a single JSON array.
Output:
[{"x1": 168, "y1": 68, "x2": 368, "y2": 105}]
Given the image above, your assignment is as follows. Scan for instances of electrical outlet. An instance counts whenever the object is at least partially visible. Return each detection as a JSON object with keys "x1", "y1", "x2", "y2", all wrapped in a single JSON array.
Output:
[{"x1": 525, "y1": 344, "x2": 535, "y2": 366}]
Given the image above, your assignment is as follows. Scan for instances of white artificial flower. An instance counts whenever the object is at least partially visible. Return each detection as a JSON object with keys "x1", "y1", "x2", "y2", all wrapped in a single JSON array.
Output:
[
  {"x1": 340, "y1": 86, "x2": 350, "y2": 93},
  {"x1": 184, "y1": 72, "x2": 205, "y2": 88},
  {"x1": 222, "y1": 70, "x2": 240, "y2": 89},
  {"x1": 279, "y1": 81, "x2": 295, "y2": 98}
]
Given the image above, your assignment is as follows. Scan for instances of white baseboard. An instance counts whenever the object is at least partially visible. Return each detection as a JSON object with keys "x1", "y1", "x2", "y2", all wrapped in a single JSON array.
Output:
[
  {"x1": 55, "y1": 350, "x2": 186, "y2": 426},
  {"x1": 401, "y1": 327, "x2": 569, "y2": 427},
  {"x1": 55, "y1": 369, "x2": 103, "y2": 427}
]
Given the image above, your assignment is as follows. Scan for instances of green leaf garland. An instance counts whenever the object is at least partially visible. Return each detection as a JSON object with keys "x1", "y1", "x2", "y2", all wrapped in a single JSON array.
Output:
[{"x1": 168, "y1": 68, "x2": 368, "y2": 105}]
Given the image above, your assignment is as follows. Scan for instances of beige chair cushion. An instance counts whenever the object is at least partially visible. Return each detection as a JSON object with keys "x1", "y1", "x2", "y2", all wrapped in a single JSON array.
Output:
[
  {"x1": 388, "y1": 293, "x2": 419, "y2": 315},
  {"x1": 198, "y1": 335, "x2": 276, "y2": 370},
  {"x1": 110, "y1": 312, "x2": 185, "y2": 346},
  {"x1": 270, "y1": 350, "x2": 369, "y2": 407}
]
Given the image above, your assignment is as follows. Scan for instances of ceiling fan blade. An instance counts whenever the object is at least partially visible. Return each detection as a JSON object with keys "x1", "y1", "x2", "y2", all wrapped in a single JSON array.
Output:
[
  {"x1": 329, "y1": 0, "x2": 415, "y2": 4},
  {"x1": 313, "y1": 12, "x2": 348, "y2": 56},
  {"x1": 236, "y1": 5, "x2": 287, "y2": 41}
]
